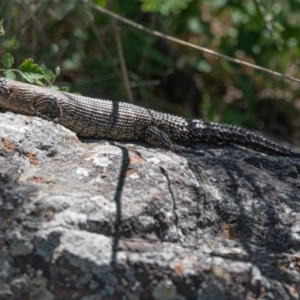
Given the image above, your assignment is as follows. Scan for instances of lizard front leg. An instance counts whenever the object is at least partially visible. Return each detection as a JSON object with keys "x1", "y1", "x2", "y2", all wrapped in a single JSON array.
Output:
[
  {"x1": 144, "y1": 125, "x2": 204, "y2": 155},
  {"x1": 33, "y1": 95, "x2": 62, "y2": 123},
  {"x1": 144, "y1": 126, "x2": 174, "y2": 150}
]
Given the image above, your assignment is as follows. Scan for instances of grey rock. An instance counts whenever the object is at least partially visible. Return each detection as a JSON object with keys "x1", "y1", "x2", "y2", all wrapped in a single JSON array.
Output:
[
  {"x1": 1, "y1": 111, "x2": 300, "y2": 300},
  {"x1": 10, "y1": 275, "x2": 31, "y2": 295},
  {"x1": 0, "y1": 282, "x2": 13, "y2": 299},
  {"x1": 29, "y1": 287, "x2": 54, "y2": 300}
]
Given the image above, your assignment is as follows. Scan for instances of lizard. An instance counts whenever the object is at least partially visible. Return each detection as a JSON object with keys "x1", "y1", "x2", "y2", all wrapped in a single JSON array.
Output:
[{"x1": 0, "y1": 77, "x2": 299, "y2": 158}]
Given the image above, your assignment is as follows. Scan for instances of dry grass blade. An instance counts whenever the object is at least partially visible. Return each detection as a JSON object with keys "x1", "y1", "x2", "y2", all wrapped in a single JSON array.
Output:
[
  {"x1": 86, "y1": 2, "x2": 300, "y2": 84},
  {"x1": 110, "y1": 10, "x2": 134, "y2": 103}
]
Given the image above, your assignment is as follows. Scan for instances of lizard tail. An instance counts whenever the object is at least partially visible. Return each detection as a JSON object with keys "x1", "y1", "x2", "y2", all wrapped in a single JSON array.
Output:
[{"x1": 178, "y1": 119, "x2": 300, "y2": 158}]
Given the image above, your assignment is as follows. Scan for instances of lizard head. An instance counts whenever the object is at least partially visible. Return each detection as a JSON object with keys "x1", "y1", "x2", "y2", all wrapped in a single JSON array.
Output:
[{"x1": 0, "y1": 77, "x2": 36, "y2": 115}]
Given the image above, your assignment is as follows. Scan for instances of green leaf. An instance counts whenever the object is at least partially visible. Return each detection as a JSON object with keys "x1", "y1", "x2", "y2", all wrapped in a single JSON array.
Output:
[
  {"x1": 3, "y1": 69, "x2": 16, "y2": 80},
  {"x1": 19, "y1": 71, "x2": 45, "y2": 83},
  {"x1": 19, "y1": 58, "x2": 43, "y2": 74},
  {"x1": 19, "y1": 59, "x2": 45, "y2": 83},
  {"x1": 2, "y1": 53, "x2": 14, "y2": 68},
  {"x1": 59, "y1": 86, "x2": 69, "y2": 92},
  {"x1": 35, "y1": 79, "x2": 46, "y2": 87},
  {"x1": 40, "y1": 64, "x2": 55, "y2": 82}
]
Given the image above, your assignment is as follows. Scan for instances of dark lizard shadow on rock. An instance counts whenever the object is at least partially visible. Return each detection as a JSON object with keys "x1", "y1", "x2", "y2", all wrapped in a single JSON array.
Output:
[
  {"x1": 110, "y1": 146, "x2": 129, "y2": 265},
  {"x1": 185, "y1": 152, "x2": 300, "y2": 296},
  {"x1": 244, "y1": 156, "x2": 300, "y2": 181}
]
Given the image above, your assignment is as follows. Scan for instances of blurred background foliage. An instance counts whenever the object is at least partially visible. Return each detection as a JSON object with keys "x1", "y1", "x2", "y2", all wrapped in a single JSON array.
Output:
[{"x1": 1, "y1": 0, "x2": 300, "y2": 145}]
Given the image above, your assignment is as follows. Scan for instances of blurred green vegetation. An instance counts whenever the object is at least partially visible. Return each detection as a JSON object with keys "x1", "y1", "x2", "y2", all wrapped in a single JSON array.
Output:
[{"x1": 1, "y1": 0, "x2": 300, "y2": 144}]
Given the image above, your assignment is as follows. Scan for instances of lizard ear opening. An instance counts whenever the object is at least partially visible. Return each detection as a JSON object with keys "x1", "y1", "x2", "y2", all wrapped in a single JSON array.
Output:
[{"x1": 33, "y1": 95, "x2": 62, "y2": 121}]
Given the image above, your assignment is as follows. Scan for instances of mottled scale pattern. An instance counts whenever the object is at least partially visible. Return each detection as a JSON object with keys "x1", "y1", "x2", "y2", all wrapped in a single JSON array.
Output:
[
  {"x1": 59, "y1": 95, "x2": 155, "y2": 140},
  {"x1": 0, "y1": 77, "x2": 299, "y2": 158},
  {"x1": 151, "y1": 112, "x2": 300, "y2": 157}
]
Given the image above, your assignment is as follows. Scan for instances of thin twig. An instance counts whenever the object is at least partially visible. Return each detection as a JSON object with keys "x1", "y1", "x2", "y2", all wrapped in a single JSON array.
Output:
[
  {"x1": 83, "y1": 7, "x2": 123, "y2": 83},
  {"x1": 109, "y1": 1, "x2": 134, "y2": 103},
  {"x1": 86, "y1": 1, "x2": 300, "y2": 84}
]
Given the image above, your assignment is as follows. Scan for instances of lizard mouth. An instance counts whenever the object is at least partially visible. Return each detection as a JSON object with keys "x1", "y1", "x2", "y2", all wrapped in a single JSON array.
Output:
[{"x1": 0, "y1": 78, "x2": 35, "y2": 115}]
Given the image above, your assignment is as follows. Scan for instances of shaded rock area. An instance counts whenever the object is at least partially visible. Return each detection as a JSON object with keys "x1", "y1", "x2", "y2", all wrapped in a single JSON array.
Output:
[{"x1": 0, "y1": 111, "x2": 300, "y2": 300}]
